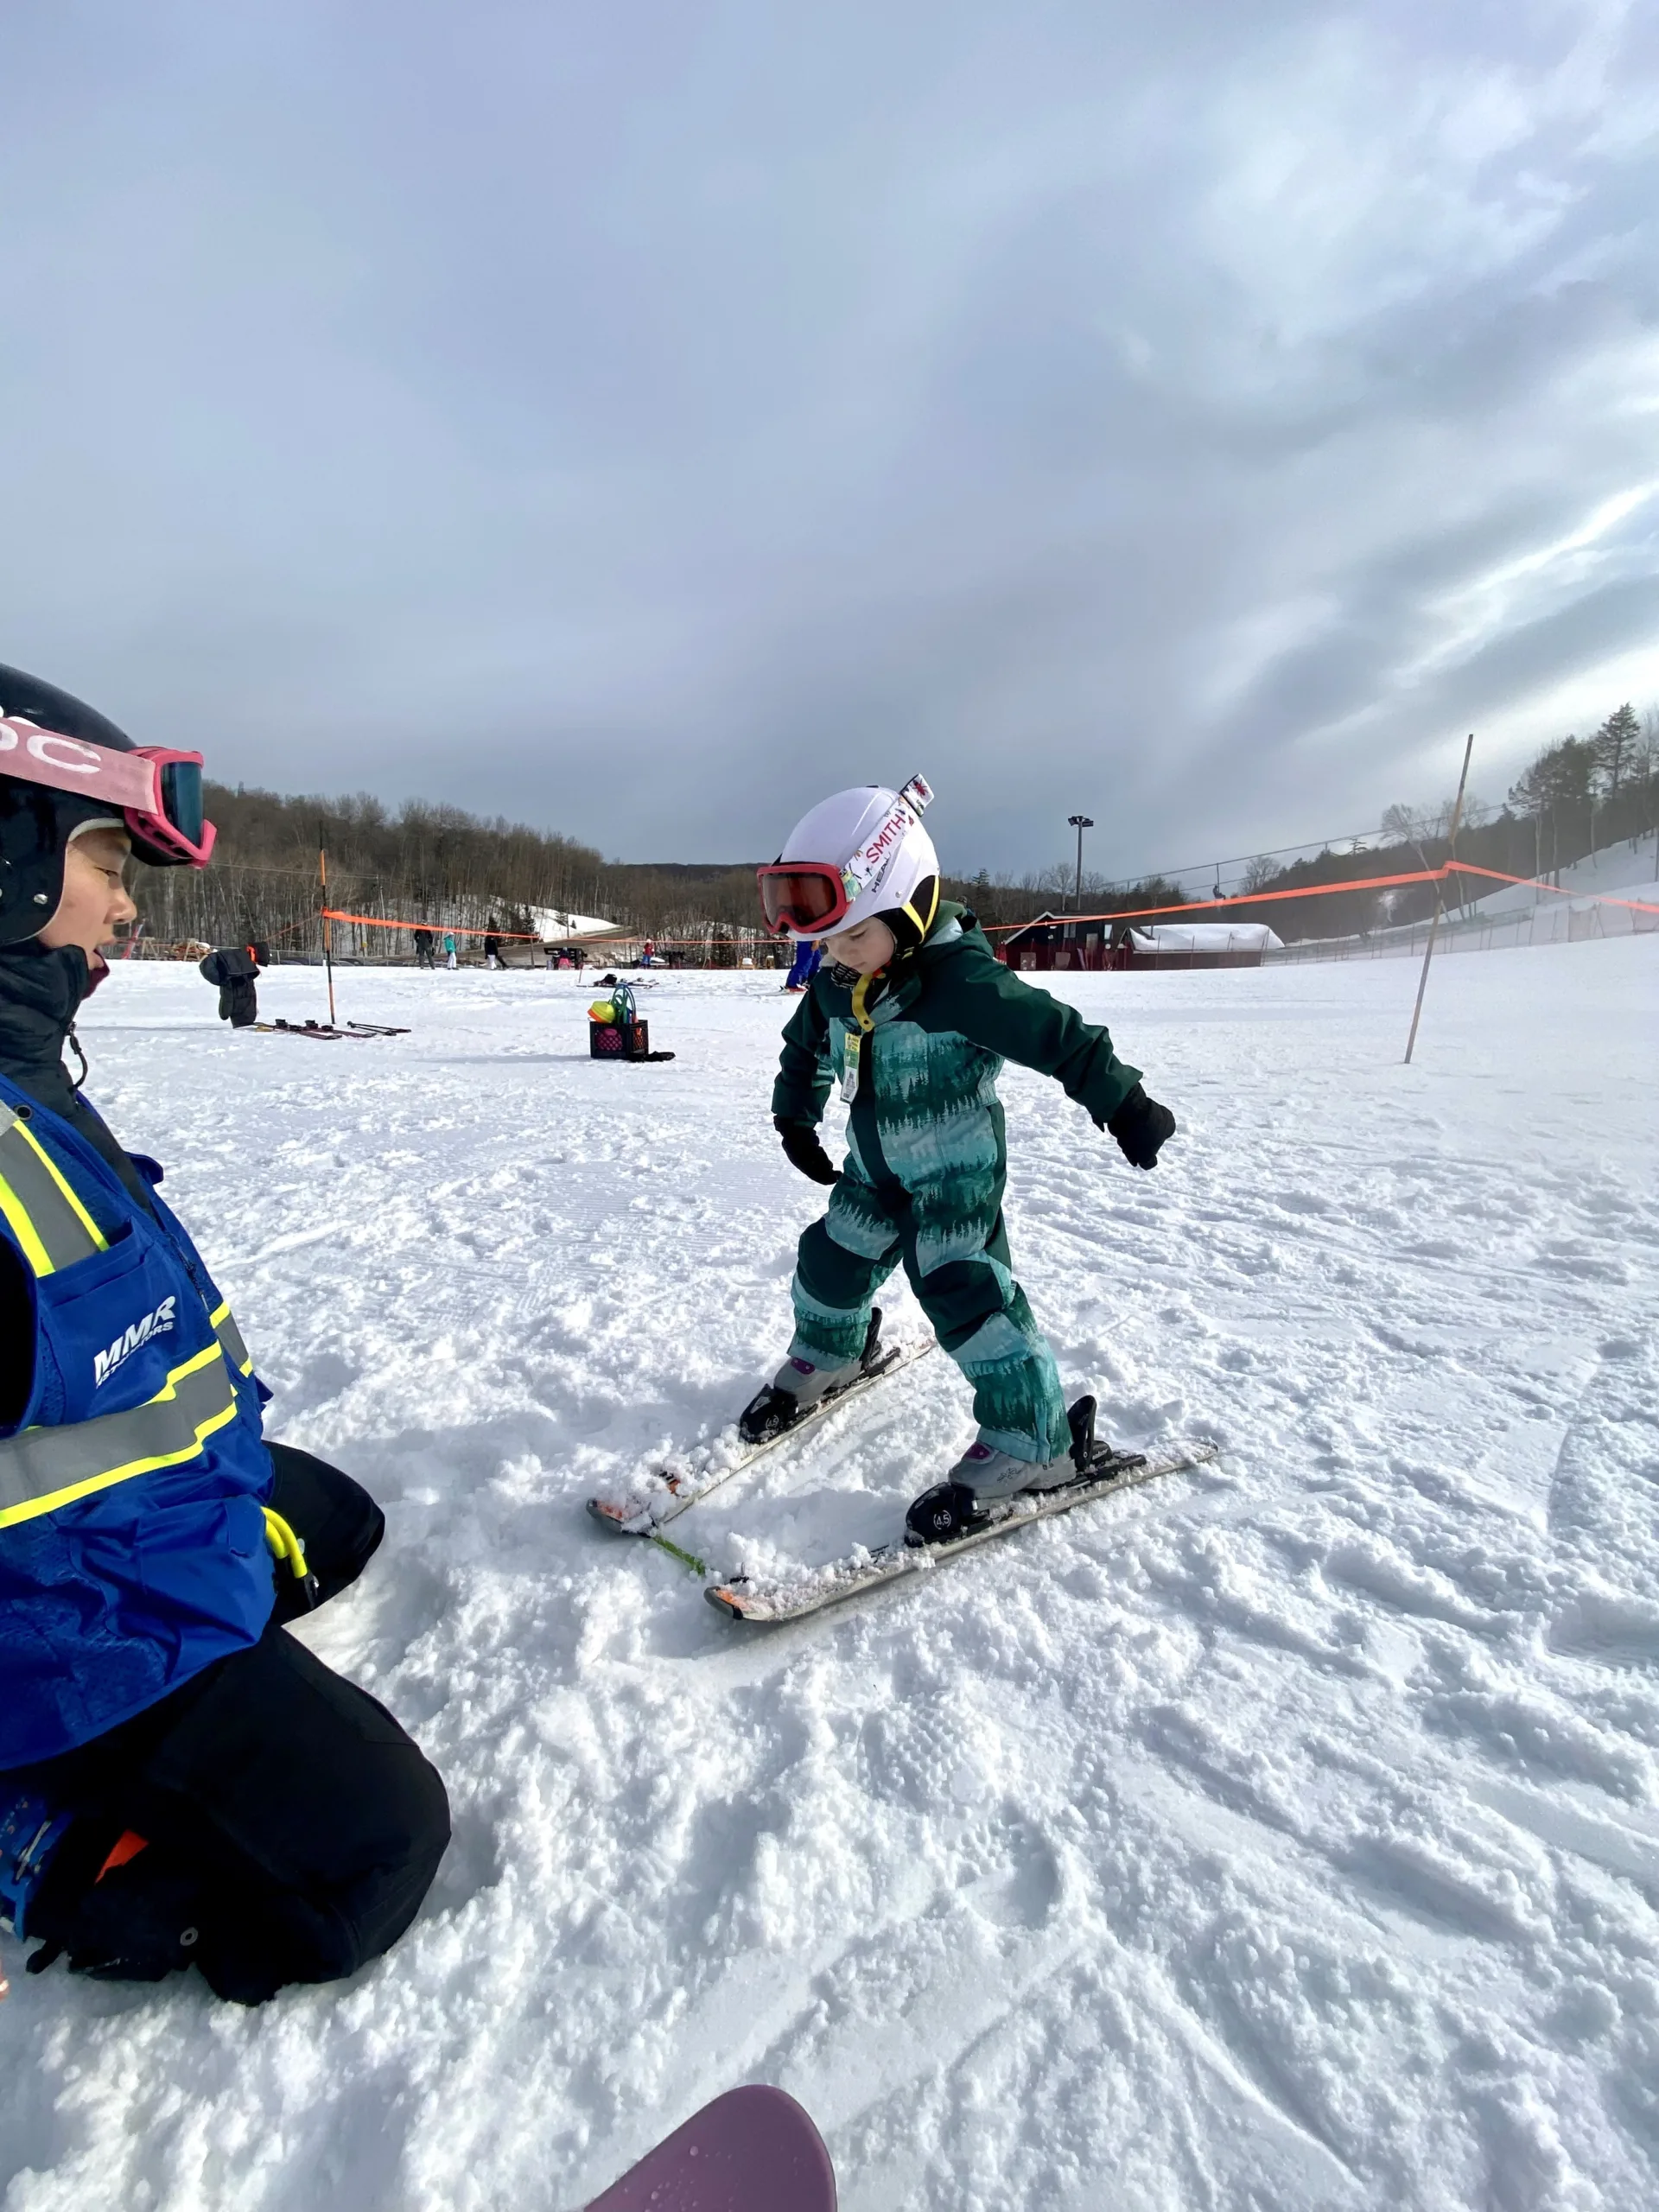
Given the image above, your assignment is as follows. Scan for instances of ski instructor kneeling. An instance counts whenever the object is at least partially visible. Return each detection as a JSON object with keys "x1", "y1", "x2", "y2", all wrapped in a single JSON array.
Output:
[{"x1": 0, "y1": 664, "x2": 448, "y2": 2005}]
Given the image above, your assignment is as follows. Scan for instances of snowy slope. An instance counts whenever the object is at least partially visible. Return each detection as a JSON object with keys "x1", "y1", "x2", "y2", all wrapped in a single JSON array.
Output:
[
  {"x1": 1465, "y1": 829, "x2": 1659, "y2": 917},
  {"x1": 3, "y1": 941, "x2": 1657, "y2": 2212}
]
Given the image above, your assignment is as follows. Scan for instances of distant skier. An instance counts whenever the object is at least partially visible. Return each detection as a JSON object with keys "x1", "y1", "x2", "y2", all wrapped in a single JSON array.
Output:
[
  {"x1": 483, "y1": 923, "x2": 502, "y2": 969},
  {"x1": 442, "y1": 930, "x2": 457, "y2": 970},
  {"x1": 0, "y1": 663, "x2": 448, "y2": 2005},
  {"x1": 783, "y1": 938, "x2": 823, "y2": 993},
  {"x1": 750, "y1": 777, "x2": 1177, "y2": 1544},
  {"x1": 412, "y1": 925, "x2": 436, "y2": 969},
  {"x1": 198, "y1": 939, "x2": 269, "y2": 1028}
]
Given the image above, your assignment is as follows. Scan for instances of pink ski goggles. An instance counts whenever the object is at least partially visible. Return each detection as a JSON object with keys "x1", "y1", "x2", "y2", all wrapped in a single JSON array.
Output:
[{"x1": 0, "y1": 716, "x2": 216, "y2": 867}]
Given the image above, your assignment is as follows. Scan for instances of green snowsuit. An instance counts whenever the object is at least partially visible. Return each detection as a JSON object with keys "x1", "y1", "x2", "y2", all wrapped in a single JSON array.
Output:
[{"x1": 772, "y1": 904, "x2": 1142, "y2": 1463}]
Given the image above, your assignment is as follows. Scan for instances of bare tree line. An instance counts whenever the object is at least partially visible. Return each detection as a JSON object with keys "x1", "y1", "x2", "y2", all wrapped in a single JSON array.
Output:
[{"x1": 130, "y1": 709, "x2": 1659, "y2": 959}]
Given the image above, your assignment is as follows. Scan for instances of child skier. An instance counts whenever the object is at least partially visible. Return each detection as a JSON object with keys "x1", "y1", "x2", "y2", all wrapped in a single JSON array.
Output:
[{"x1": 747, "y1": 778, "x2": 1176, "y2": 1545}]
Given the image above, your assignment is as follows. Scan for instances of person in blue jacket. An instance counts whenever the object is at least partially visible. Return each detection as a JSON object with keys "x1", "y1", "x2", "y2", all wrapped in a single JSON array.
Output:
[
  {"x1": 0, "y1": 664, "x2": 448, "y2": 2005},
  {"x1": 783, "y1": 938, "x2": 823, "y2": 993}
]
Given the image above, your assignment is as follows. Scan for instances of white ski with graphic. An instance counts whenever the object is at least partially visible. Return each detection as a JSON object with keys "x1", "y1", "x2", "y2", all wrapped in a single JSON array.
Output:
[
  {"x1": 587, "y1": 1337, "x2": 937, "y2": 1537},
  {"x1": 706, "y1": 1439, "x2": 1221, "y2": 1624}
]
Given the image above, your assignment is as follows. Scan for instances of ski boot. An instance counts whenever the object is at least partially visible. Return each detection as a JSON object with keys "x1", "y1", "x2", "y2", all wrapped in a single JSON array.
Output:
[
  {"x1": 0, "y1": 1789, "x2": 75, "y2": 1942},
  {"x1": 738, "y1": 1310, "x2": 885, "y2": 1446},
  {"x1": 905, "y1": 1395, "x2": 1109, "y2": 1547}
]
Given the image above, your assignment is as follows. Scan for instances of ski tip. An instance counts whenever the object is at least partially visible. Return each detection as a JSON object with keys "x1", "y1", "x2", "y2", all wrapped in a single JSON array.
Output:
[
  {"x1": 587, "y1": 1497, "x2": 651, "y2": 1535},
  {"x1": 705, "y1": 1583, "x2": 753, "y2": 1622}
]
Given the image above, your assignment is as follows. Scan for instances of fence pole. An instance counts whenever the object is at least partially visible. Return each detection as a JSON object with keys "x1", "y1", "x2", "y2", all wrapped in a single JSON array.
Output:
[
  {"x1": 1404, "y1": 734, "x2": 1474, "y2": 1065},
  {"x1": 319, "y1": 841, "x2": 338, "y2": 1027}
]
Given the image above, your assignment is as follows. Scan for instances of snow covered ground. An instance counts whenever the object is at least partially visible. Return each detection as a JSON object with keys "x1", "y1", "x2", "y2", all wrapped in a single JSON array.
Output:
[
  {"x1": 1465, "y1": 830, "x2": 1658, "y2": 918},
  {"x1": 3, "y1": 937, "x2": 1658, "y2": 2211}
]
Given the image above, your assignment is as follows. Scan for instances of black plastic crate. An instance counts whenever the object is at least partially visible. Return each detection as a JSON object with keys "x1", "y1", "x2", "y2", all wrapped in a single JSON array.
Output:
[{"x1": 589, "y1": 1020, "x2": 652, "y2": 1060}]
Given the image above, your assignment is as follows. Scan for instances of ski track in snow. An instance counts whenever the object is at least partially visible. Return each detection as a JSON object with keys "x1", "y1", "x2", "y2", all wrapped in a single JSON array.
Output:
[{"x1": 3, "y1": 943, "x2": 1657, "y2": 2212}]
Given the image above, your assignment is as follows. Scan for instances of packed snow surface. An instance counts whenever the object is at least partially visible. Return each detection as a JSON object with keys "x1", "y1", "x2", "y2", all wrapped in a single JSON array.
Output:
[
  {"x1": 3, "y1": 939, "x2": 1658, "y2": 2212},
  {"x1": 1465, "y1": 830, "x2": 1658, "y2": 918}
]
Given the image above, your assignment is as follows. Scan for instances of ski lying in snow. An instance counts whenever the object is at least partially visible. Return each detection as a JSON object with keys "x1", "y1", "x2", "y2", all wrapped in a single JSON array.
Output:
[
  {"x1": 346, "y1": 1020, "x2": 411, "y2": 1035},
  {"x1": 252, "y1": 1019, "x2": 349, "y2": 1039},
  {"x1": 587, "y1": 1336, "x2": 936, "y2": 1538},
  {"x1": 706, "y1": 1438, "x2": 1220, "y2": 1624},
  {"x1": 584, "y1": 2084, "x2": 836, "y2": 2210}
]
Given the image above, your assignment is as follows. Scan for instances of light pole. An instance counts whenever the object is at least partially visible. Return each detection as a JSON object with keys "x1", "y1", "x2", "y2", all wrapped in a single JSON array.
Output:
[{"x1": 1067, "y1": 815, "x2": 1094, "y2": 912}]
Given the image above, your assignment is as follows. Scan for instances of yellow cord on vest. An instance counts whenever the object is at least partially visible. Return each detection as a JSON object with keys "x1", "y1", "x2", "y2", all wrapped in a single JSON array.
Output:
[{"x1": 263, "y1": 1508, "x2": 311, "y2": 1585}]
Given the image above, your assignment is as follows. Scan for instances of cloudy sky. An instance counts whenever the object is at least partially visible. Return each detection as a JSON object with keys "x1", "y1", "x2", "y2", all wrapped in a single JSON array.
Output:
[{"x1": 3, "y1": 1, "x2": 1656, "y2": 880}]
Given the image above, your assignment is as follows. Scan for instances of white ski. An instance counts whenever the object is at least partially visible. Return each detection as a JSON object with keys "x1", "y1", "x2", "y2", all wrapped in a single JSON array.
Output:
[
  {"x1": 586, "y1": 1337, "x2": 938, "y2": 1537},
  {"x1": 705, "y1": 1439, "x2": 1221, "y2": 1624}
]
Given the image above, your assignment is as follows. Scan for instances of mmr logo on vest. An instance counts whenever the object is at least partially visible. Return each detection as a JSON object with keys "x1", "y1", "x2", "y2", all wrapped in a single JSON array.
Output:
[{"x1": 93, "y1": 1297, "x2": 178, "y2": 1388}]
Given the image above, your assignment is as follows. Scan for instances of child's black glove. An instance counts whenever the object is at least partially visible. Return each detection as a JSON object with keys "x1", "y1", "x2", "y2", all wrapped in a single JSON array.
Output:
[
  {"x1": 1106, "y1": 1084, "x2": 1177, "y2": 1169},
  {"x1": 775, "y1": 1117, "x2": 841, "y2": 1185}
]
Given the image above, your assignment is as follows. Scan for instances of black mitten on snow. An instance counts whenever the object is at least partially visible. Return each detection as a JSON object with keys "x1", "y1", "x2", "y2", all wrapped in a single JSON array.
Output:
[
  {"x1": 775, "y1": 1117, "x2": 840, "y2": 1186},
  {"x1": 1105, "y1": 1084, "x2": 1177, "y2": 1170}
]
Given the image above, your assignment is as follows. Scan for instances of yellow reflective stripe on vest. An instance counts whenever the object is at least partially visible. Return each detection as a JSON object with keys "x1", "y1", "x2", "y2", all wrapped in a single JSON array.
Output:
[
  {"x1": 0, "y1": 1105, "x2": 109, "y2": 1275},
  {"x1": 208, "y1": 1300, "x2": 253, "y2": 1377},
  {"x1": 0, "y1": 1341, "x2": 241, "y2": 1530}
]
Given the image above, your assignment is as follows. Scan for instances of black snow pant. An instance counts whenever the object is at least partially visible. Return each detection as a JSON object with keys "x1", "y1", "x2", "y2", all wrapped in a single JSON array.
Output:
[
  {"x1": 219, "y1": 977, "x2": 258, "y2": 1027},
  {"x1": 20, "y1": 1445, "x2": 450, "y2": 2005}
]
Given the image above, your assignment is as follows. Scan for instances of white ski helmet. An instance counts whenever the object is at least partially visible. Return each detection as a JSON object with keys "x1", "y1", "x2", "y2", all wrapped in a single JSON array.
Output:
[{"x1": 759, "y1": 776, "x2": 939, "y2": 944}]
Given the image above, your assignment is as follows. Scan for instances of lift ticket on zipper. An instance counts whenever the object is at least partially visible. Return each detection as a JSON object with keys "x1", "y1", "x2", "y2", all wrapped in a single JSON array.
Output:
[{"x1": 839, "y1": 1029, "x2": 861, "y2": 1103}]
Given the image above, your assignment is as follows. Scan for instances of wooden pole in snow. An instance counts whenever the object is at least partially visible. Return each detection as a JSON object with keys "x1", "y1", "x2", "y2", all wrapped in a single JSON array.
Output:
[
  {"x1": 1404, "y1": 734, "x2": 1474, "y2": 1065},
  {"x1": 319, "y1": 838, "x2": 338, "y2": 1027}
]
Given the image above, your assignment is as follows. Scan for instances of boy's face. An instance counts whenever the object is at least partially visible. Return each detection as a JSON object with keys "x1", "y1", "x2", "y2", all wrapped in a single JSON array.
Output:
[
  {"x1": 820, "y1": 916, "x2": 895, "y2": 975},
  {"x1": 38, "y1": 826, "x2": 137, "y2": 969}
]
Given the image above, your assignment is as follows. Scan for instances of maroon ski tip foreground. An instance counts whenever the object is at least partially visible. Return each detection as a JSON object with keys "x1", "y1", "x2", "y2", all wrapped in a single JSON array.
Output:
[{"x1": 584, "y1": 2085, "x2": 836, "y2": 2210}]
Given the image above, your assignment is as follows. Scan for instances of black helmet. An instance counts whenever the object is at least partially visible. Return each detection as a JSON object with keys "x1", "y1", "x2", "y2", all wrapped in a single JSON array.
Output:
[{"x1": 0, "y1": 663, "x2": 211, "y2": 948}]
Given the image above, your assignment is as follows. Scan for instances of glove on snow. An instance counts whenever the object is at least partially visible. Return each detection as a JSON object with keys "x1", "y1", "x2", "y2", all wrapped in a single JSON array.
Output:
[
  {"x1": 1106, "y1": 1084, "x2": 1177, "y2": 1171},
  {"x1": 775, "y1": 1117, "x2": 841, "y2": 1186}
]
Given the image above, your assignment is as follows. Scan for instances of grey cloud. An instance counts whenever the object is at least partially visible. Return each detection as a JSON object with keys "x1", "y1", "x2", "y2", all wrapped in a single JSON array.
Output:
[{"x1": 2, "y1": 0, "x2": 1655, "y2": 881}]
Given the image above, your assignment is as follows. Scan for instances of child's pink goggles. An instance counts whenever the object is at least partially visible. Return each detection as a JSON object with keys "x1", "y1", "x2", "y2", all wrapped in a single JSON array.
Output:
[
  {"x1": 756, "y1": 860, "x2": 850, "y2": 938},
  {"x1": 0, "y1": 716, "x2": 216, "y2": 867}
]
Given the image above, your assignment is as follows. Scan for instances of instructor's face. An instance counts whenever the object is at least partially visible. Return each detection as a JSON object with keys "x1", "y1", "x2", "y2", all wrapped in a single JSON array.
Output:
[{"x1": 39, "y1": 828, "x2": 138, "y2": 969}]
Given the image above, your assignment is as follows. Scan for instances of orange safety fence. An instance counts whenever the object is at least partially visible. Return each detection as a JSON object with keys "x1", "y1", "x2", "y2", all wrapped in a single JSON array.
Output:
[
  {"x1": 323, "y1": 910, "x2": 556, "y2": 941},
  {"x1": 301, "y1": 860, "x2": 1659, "y2": 955},
  {"x1": 1450, "y1": 861, "x2": 1659, "y2": 913},
  {"x1": 321, "y1": 908, "x2": 733, "y2": 948},
  {"x1": 986, "y1": 859, "x2": 1659, "y2": 931}
]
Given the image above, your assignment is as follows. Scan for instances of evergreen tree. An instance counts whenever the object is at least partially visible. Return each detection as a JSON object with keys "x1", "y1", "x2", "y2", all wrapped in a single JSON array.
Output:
[
  {"x1": 1508, "y1": 735, "x2": 1596, "y2": 815},
  {"x1": 1592, "y1": 702, "x2": 1640, "y2": 796}
]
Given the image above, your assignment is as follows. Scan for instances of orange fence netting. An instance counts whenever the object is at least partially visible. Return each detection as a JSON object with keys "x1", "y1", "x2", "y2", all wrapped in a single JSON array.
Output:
[
  {"x1": 984, "y1": 859, "x2": 1659, "y2": 931},
  {"x1": 301, "y1": 859, "x2": 1659, "y2": 957}
]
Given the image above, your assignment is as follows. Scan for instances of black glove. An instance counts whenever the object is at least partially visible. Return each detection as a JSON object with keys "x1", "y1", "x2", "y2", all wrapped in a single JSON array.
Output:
[
  {"x1": 775, "y1": 1117, "x2": 841, "y2": 1186},
  {"x1": 1106, "y1": 1084, "x2": 1177, "y2": 1170}
]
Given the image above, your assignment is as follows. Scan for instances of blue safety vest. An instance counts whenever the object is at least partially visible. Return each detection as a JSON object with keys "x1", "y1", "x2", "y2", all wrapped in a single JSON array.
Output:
[{"x1": 0, "y1": 1072, "x2": 276, "y2": 1770}]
